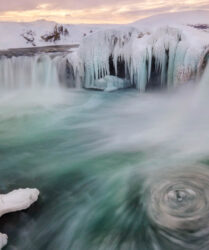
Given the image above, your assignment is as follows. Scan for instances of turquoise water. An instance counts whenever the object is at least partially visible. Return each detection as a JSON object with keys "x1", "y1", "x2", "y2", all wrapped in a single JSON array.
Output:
[{"x1": 0, "y1": 87, "x2": 209, "y2": 250}]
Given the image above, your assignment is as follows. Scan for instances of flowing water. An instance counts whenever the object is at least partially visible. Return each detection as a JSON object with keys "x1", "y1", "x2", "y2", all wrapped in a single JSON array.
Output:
[{"x1": 0, "y1": 58, "x2": 209, "y2": 250}]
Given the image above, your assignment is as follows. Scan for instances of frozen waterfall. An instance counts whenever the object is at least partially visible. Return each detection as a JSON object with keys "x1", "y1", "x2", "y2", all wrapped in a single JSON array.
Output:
[{"x1": 68, "y1": 26, "x2": 209, "y2": 91}]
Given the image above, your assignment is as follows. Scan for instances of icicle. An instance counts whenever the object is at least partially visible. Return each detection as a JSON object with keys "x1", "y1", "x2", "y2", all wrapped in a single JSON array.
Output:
[
  {"x1": 77, "y1": 27, "x2": 137, "y2": 88},
  {"x1": 68, "y1": 25, "x2": 209, "y2": 91}
]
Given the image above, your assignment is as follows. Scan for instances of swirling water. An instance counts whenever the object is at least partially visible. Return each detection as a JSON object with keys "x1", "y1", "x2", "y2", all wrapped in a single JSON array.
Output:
[{"x1": 0, "y1": 66, "x2": 209, "y2": 250}]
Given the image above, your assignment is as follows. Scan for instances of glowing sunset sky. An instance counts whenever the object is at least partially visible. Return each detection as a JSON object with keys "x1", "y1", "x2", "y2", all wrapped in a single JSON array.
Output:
[{"x1": 0, "y1": 0, "x2": 208, "y2": 24}]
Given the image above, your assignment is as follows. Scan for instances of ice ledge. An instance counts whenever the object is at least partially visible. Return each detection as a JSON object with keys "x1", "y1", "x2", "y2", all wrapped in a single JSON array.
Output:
[{"x1": 0, "y1": 188, "x2": 40, "y2": 249}]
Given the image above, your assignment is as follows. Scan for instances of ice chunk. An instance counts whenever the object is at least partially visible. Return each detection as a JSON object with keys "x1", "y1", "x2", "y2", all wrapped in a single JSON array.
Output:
[
  {"x1": 90, "y1": 75, "x2": 131, "y2": 92},
  {"x1": 0, "y1": 188, "x2": 40, "y2": 249},
  {"x1": 0, "y1": 234, "x2": 7, "y2": 250}
]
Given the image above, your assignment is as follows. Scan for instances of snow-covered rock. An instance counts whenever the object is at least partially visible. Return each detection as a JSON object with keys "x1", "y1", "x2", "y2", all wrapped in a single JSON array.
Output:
[
  {"x1": 0, "y1": 188, "x2": 39, "y2": 249},
  {"x1": 0, "y1": 20, "x2": 119, "y2": 50}
]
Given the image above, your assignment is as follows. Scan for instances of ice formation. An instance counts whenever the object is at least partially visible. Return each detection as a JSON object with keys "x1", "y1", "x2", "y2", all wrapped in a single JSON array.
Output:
[
  {"x1": 91, "y1": 75, "x2": 131, "y2": 92},
  {"x1": 68, "y1": 23, "x2": 209, "y2": 91},
  {"x1": 0, "y1": 188, "x2": 39, "y2": 249}
]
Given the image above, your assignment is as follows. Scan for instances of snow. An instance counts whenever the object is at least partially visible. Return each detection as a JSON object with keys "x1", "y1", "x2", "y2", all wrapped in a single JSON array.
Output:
[
  {"x1": 0, "y1": 234, "x2": 7, "y2": 250},
  {"x1": 132, "y1": 10, "x2": 209, "y2": 29},
  {"x1": 0, "y1": 11, "x2": 208, "y2": 50},
  {"x1": 0, "y1": 188, "x2": 39, "y2": 217},
  {"x1": 0, "y1": 20, "x2": 119, "y2": 50},
  {"x1": 0, "y1": 188, "x2": 39, "y2": 249},
  {"x1": 0, "y1": 11, "x2": 209, "y2": 91}
]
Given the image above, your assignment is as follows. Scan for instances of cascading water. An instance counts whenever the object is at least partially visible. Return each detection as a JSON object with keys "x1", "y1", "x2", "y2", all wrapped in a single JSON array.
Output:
[
  {"x1": 146, "y1": 165, "x2": 209, "y2": 249},
  {"x1": 0, "y1": 54, "x2": 69, "y2": 89},
  {"x1": 0, "y1": 57, "x2": 208, "y2": 250}
]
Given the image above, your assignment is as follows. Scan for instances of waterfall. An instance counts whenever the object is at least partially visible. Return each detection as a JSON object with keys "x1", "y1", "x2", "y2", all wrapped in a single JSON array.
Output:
[
  {"x1": 0, "y1": 54, "x2": 69, "y2": 89},
  {"x1": 0, "y1": 27, "x2": 208, "y2": 92}
]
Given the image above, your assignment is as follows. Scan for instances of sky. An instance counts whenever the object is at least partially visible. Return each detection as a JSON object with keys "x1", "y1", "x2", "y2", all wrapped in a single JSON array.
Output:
[{"x1": 0, "y1": 0, "x2": 209, "y2": 24}]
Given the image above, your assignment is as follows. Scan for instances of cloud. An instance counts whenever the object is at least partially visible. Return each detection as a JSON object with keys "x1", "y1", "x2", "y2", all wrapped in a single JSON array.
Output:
[
  {"x1": 0, "y1": 0, "x2": 208, "y2": 23},
  {"x1": 1, "y1": 0, "x2": 208, "y2": 11},
  {"x1": 0, "y1": 0, "x2": 127, "y2": 11},
  {"x1": 0, "y1": 0, "x2": 38, "y2": 11},
  {"x1": 120, "y1": 6, "x2": 173, "y2": 18}
]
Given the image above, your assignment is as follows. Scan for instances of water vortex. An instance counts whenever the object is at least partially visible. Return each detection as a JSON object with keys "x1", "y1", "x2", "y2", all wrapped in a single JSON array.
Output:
[{"x1": 147, "y1": 165, "x2": 209, "y2": 249}]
